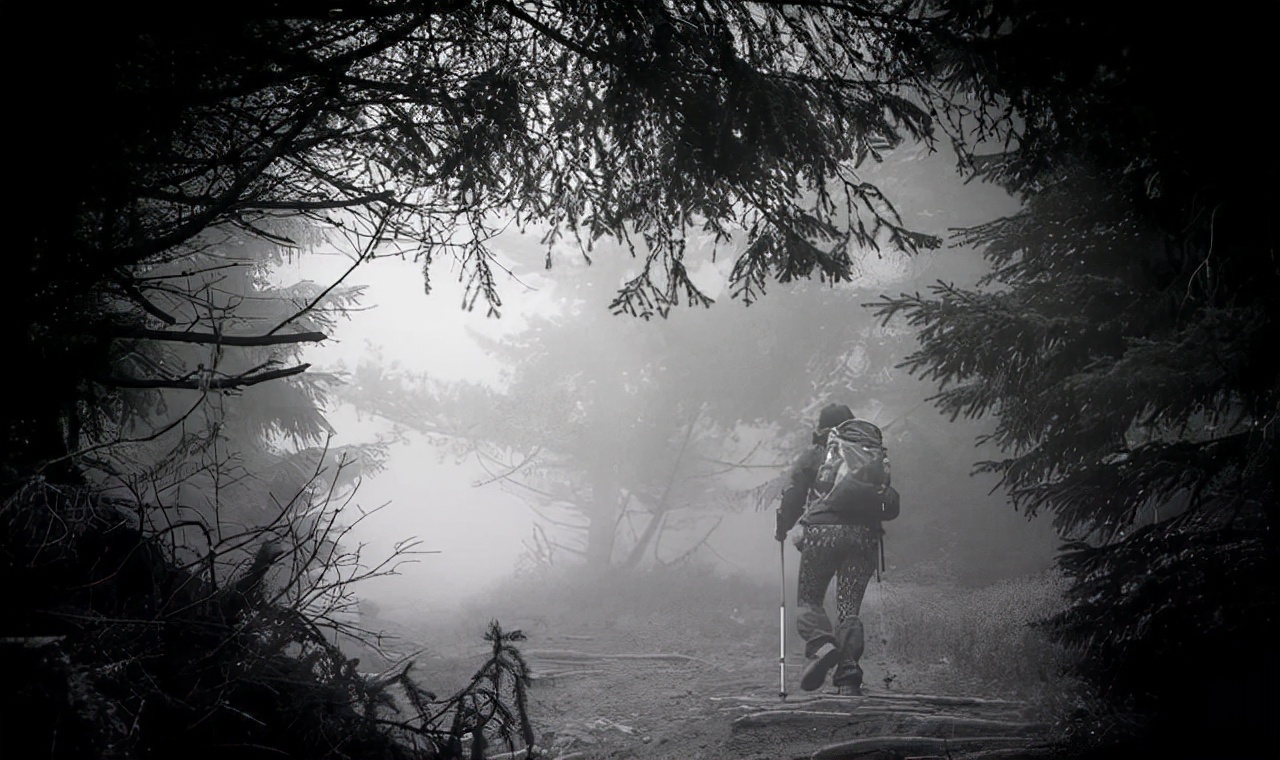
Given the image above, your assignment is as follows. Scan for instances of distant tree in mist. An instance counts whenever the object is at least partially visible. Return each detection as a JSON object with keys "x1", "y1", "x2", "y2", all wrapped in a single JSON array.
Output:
[{"x1": 80, "y1": 225, "x2": 396, "y2": 590}]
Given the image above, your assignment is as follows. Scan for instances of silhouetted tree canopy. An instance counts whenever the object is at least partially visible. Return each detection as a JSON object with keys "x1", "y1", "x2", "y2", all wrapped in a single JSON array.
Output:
[
  {"x1": 6, "y1": 1, "x2": 972, "y2": 482},
  {"x1": 872, "y1": 4, "x2": 1278, "y2": 756}
]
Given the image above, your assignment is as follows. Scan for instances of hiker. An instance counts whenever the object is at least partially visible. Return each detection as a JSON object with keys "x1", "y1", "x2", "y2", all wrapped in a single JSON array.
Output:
[{"x1": 775, "y1": 403, "x2": 900, "y2": 695}]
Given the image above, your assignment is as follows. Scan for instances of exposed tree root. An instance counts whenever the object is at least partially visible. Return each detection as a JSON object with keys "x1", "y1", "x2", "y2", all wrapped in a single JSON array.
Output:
[{"x1": 810, "y1": 735, "x2": 1033, "y2": 759}]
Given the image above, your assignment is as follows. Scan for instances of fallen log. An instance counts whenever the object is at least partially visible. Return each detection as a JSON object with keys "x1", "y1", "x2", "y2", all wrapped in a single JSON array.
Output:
[
  {"x1": 811, "y1": 735, "x2": 1032, "y2": 759},
  {"x1": 524, "y1": 649, "x2": 719, "y2": 667},
  {"x1": 894, "y1": 746, "x2": 1059, "y2": 760},
  {"x1": 484, "y1": 748, "x2": 534, "y2": 760},
  {"x1": 907, "y1": 716, "x2": 1049, "y2": 738},
  {"x1": 732, "y1": 710, "x2": 858, "y2": 729},
  {"x1": 866, "y1": 692, "x2": 1024, "y2": 709},
  {"x1": 712, "y1": 695, "x2": 938, "y2": 716},
  {"x1": 710, "y1": 694, "x2": 866, "y2": 704}
]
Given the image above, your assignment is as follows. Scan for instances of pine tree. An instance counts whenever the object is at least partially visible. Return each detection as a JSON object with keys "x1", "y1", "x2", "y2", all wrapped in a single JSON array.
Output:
[{"x1": 872, "y1": 5, "x2": 1279, "y2": 755}]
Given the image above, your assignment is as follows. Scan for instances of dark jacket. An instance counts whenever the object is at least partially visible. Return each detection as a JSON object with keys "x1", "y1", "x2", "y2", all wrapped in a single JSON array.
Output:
[{"x1": 776, "y1": 443, "x2": 900, "y2": 537}]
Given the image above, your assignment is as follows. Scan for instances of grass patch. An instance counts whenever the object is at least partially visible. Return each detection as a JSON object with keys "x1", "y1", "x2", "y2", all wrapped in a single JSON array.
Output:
[
  {"x1": 862, "y1": 569, "x2": 1078, "y2": 701},
  {"x1": 424, "y1": 562, "x2": 1079, "y2": 701}
]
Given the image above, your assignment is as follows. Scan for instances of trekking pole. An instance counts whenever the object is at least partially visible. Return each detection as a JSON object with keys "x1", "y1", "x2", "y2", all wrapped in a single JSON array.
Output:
[
  {"x1": 877, "y1": 534, "x2": 884, "y2": 583},
  {"x1": 779, "y1": 539, "x2": 788, "y2": 701}
]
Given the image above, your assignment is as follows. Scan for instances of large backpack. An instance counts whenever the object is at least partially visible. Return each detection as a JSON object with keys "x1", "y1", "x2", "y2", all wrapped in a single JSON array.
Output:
[{"x1": 809, "y1": 419, "x2": 898, "y2": 522}]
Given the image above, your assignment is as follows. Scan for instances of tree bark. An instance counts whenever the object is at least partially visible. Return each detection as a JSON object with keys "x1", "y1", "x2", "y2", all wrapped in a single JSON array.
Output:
[{"x1": 584, "y1": 469, "x2": 618, "y2": 570}]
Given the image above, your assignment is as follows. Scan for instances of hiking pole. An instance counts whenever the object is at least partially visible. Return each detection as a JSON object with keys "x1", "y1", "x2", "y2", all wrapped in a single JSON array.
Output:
[
  {"x1": 876, "y1": 534, "x2": 884, "y2": 583},
  {"x1": 779, "y1": 538, "x2": 788, "y2": 701}
]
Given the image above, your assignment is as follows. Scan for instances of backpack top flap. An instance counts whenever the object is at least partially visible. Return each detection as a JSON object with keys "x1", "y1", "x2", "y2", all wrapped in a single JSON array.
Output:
[{"x1": 815, "y1": 419, "x2": 889, "y2": 493}]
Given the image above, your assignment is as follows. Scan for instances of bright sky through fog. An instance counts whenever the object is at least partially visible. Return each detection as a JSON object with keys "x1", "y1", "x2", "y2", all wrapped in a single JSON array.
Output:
[
  {"x1": 271, "y1": 242, "x2": 566, "y2": 613},
  {"x1": 284, "y1": 249, "x2": 546, "y2": 383}
]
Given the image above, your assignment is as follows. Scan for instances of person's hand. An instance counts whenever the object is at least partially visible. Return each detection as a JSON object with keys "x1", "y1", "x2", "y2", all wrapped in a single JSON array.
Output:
[{"x1": 775, "y1": 529, "x2": 788, "y2": 543}]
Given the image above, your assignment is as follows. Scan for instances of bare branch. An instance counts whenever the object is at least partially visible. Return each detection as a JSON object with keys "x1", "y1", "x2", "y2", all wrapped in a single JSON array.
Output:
[
  {"x1": 105, "y1": 364, "x2": 311, "y2": 390},
  {"x1": 108, "y1": 327, "x2": 327, "y2": 346}
]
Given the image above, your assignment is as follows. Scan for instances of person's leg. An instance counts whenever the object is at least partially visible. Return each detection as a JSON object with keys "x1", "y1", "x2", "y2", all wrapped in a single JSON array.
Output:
[
  {"x1": 832, "y1": 530, "x2": 878, "y2": 693},
  {"x1": 795, "y1": 526, "x2": 841, "y2": 690}
]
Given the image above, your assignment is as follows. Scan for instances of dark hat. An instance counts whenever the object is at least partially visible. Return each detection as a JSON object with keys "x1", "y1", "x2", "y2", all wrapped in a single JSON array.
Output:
[{"x1": 816, "y1": 403, "x2": 855, "y2": 430}]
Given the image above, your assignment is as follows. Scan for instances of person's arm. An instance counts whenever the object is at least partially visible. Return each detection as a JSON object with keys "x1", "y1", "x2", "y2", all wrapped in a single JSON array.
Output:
[{"x1": 775, "y1": 447, "x2": 819, "y2": 540}]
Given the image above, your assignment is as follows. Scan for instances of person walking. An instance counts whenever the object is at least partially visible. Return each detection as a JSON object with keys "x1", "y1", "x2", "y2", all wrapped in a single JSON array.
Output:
[{"x1": 775, "y1": 402, "x2": 899, "y2": 695}]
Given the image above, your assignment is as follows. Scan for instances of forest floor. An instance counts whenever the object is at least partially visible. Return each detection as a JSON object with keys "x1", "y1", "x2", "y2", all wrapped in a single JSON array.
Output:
[{"x1": 360, "y1": 565, "x2": 1077, "y2": 760}]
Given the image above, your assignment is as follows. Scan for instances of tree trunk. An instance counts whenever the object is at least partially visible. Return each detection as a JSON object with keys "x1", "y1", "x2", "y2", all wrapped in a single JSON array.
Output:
[
  {"x1": 584, "y1": 470, "x2": 618, "y2": 570},
  {"x1": 620, "y1": 510, "x2": 667, "y2": 570}
]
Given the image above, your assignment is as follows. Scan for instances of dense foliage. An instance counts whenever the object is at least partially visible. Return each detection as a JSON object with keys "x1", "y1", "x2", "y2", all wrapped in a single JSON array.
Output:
[
  {"x1": 2, "y1": 484, "x2": 534, "y2": 759},
  {"x1": 873, "y1": 4, "x2": 1279, "y2": 756}
]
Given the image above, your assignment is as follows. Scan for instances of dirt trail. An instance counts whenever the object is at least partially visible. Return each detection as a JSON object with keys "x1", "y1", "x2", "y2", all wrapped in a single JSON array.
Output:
[{"x1": 507, "y1": 627, "x2": 1054, "y2": 760}]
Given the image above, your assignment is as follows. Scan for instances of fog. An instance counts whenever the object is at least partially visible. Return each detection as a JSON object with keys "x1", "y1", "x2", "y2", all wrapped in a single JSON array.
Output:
[
  {"x1": 276, "y1": 253, "x2": 549, "y2": 613},
  {"x1": 269, "y1": 143, "x2": 1060, "y2": 634}
]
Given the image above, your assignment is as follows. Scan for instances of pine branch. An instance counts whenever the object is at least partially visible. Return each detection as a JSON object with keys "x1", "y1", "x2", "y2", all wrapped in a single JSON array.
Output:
[
  {"x1": 105, "y1": 364, "x2": 311, "y2": 390},
  {"x1": 107, "y1": 327, "x2": 327, "y2": 346}
]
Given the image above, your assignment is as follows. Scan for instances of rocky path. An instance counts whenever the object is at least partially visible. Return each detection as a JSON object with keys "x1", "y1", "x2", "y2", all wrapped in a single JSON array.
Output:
[{"x1": 504, "y1": 630, "x2": 1057, "y2": 760}]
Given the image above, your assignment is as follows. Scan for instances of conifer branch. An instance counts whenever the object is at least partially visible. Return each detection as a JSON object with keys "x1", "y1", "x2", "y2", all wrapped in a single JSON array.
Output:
[
  {"x1": 107, "y1": 327, "x2": 327, "y2": 346},
  {"x1": 105, "y1": 364, "x2": 311, "y2": 390}
]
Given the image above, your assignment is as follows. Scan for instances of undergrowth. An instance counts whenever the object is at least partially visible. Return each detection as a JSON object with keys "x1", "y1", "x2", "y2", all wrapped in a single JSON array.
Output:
[
  {"x1": 3, "y1": 483, "x2": 536, "y2": 760},
  {"x1": 442, "y1": 560, "x2": 1083, "y2": 708}
]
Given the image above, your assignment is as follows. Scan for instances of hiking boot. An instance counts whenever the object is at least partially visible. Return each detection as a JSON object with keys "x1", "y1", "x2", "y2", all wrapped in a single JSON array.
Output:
[
  {"x1": 799, "y1": 642, "x2": 841, "y2": 691},
  {"x1": 833, "y1": 661, "x2": 863, "y2": 696}
]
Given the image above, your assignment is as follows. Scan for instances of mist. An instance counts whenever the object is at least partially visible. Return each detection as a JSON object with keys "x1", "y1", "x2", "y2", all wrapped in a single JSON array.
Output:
[{"x1": 276, "y1": 143, "x2": 1060, "y2": 649}]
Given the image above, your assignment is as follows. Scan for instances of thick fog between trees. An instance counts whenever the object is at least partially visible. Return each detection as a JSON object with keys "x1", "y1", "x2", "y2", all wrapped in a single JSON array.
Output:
[{"x1": 289, "y1": 145, "x2": 1056, "y2": 614}]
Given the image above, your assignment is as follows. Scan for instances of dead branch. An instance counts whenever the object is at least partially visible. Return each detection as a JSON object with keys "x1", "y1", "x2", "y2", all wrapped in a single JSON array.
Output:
[
  {"x1": 267, "y1": 202, "x2": 392, "y2": 336},
  {"x1": 731, "y1": 710, "x2": 857, "y2": 729},
  {"x1": 656, "y1": 515, "x2": 723, "y2": 567},
  {"x1": 111, "y1": 276, "x2": 178, "y2": 324},
  {"x1": 239, "y1": 191, "x2": 395, "y2": 211},
  {"x1": 473, "y1": 446, "x2": 542, "y2": 487},
  {"x1": 108, "y1": 327, "x2": 327, "y2": 346},
  {"x1": 105, "y1": 364, "x2": 310, "y2": 390}
]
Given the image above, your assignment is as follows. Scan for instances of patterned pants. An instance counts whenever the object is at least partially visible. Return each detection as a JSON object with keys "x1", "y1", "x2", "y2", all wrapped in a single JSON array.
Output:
[{"x1": 795, "y1": 523, "x2": 879, "y2": 687}]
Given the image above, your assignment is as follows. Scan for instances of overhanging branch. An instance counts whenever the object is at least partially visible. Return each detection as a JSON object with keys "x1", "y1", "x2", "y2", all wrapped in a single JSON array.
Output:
[
  {"x1": 109, "y1": 327, "x2": 327, "y2": 346},
  {"x1": 105, "y1": 363, "x2": 311, "y2": 390}
]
